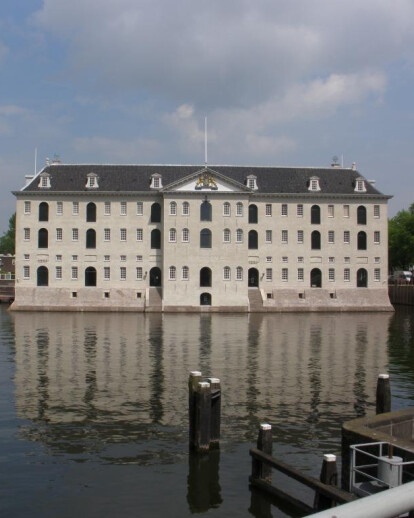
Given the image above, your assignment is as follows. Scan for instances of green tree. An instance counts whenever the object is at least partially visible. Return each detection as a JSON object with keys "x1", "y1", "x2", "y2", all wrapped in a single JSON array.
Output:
[
  {"x1": 0, "y1": 213, "x2": 16, "y2": 255},
  {"x1": 389, "y1": 203, "x2": 414, "y2": 270}
]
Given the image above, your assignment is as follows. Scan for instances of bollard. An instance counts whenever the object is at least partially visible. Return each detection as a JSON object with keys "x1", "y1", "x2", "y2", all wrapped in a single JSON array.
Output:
[
  {"x1": 314, "y1": 454, "x2": 338, "y2": 511},
  {"x1": 208, "y1": 378, "x2": 221, "y2": 447},
  {"x1": 376, "y1": 373, "x2": 391, "y2": 415},
  {"x1": 194, "y1": 382, "x2": 212, "y2": 452},
  {"x1": 189, "y1": 371, "x2": 202, "y2": 450},
  {"x1": 251, "y1": 424, "x2": 272, "y2": 483}
]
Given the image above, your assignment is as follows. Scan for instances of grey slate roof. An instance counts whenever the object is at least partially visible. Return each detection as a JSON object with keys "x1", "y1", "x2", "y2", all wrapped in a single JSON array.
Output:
[{"x1": 20, "y1": 164, "x2": 387, "y2": 196}]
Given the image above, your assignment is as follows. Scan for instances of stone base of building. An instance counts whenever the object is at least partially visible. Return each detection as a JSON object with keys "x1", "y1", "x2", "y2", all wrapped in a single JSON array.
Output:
[{"x1": 10, "y1": 287, "x2": 393, "y2": 312}]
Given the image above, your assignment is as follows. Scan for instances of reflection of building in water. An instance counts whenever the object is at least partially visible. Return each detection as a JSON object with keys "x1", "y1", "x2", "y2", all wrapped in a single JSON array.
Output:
[{"x1": 13, "y1": 312, "x2": 391, "y2": 445}]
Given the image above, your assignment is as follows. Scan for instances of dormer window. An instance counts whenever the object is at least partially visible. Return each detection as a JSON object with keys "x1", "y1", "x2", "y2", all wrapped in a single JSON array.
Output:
[
  {"x1": 38, "y1": 173, "x2": 51, "y2": 189},
  {"x1": 246, "y1": 175, "x2": 258, "y2": 190},
  {"x1": 354, "y1": 177, "x2": 366, "y2": 192},
  {"x1": 150, "y1": 173, "x2": 163, "y2": 189},
  {"x1": 86, "y1": 173, "x2": 99, "y2": 189},
  {"x1": 308, "y1": 176, "x2": 321, "y2": 192}
]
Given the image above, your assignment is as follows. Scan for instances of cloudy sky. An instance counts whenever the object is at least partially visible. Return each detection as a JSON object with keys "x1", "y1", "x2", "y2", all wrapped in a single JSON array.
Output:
[{"x1": 1, "y1": 0, "x2": 414, "y2": 232}]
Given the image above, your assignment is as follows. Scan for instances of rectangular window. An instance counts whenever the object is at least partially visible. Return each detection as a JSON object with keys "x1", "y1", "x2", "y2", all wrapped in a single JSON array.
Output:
[
  {"x1": 328, "y1": 230, "x2": 335, "y2": 244},
  {"x1": 57, "y1": 201, "x2": 63, "y2": 215},
  {"x1": 120, "y1": 255, "x2": 126, "y2": 262},
  {"x1": 136, "y1": 228, "x2": 143, "y2": 241},
  {"x1": 136, "y1": 201, "x2": 143, "y2": 216},
  {"x1": 297, "y1": 204, "x2": 303, "y2": 217},
  {"x1": 24, "y1": 254, "x2": 30, "y2": 260},
  {"x1": 328, "y1": 268, "x2": 335, "y2": 281},
  {"x1": 344, "y1": 268, "x2": 350, "y2": 282},
  {"x1": 344, "y1": 231, "x2": 350, "y2": 244},
  {"x1": 374, "y1": 268, "x2": 381, "y2": 281},
  {"x1": 328, "y1": 205, "x2": 334, "y2": 217},
  {"x1": 344, "y1": 257, "x2": 350, "y2": 263},
  {"x1": 56, "y1": 266, "x2": 62, "y2": 280},
  {"x1": 24, "y1": 201, "x2": 31, "y2": 214},
  {"x1": 281, "y1": 268, "x2": 288, "y2": 281},
  {"x1": 104, "y1": 228, "x2": 111, "y2": 241},
  {"x1": 136, "y1": 255, "x2": 143, "y2": 261},
  {"x1": 266, "y1": 256, "x2": 272, "y2": 262},
  {"x1": 282, "y1": 256, "x2": 288, "y2": 263},
  {"x1": 104, "y1": 267, "x2": 110, "y2": 280},
  {"x1": 266, "y1": 204, "x2": 272, "y2": 216},
  {"x1": 343, "y1": 205, "x2": 350, "y2": 218},
  {"x1": 72, "y1": 255, "x2": 78, "y2": 261},
  {"x1": 266, "y1": 268, "x2": 273, "y2": 281},
  {"x1": 120, "y1": 228, "x2": 127, "y2": 241},
  {"x1": 56, "y1": 228, "x2": 62, "y2": 241},
  {"x1": 136, "y1": 267, "x2": 143, "y2": 280},
  {"x1": 72, "y1": 201, "x2": 79, "y2": 215},
  {"x1": 282, "y1": 230, "x2": 288, "y2": 244},
  {"x1": 281, "y1": 204, "x2": 287, "y2": 216},
  {"x1": 297, "y1": 230, "x2": 304, "y2": 244},
  {"x1": 104, "y1": 255, "x2": 110, "y2": 262},
  {"x1": 375, "y1": 257, "x2": 380, "y2": 263},
  {"x1": 265, "y1": 230, "x2": 272, "y2": 243},
  {"x1": 297, "y1": 268, "x2": 304, "y2": 281},
  {"x1": 120, "y1": 267, "x2": 126, "y2": 280},
  {"x1": 297, "y1": 256, "x2": 304, "y2": 263},
  {"x1": 72, "y1": 228, "x2": 79, "y2": 241},
  {"x1": 120, "y1": 201, "x2": 127, "y2": 215},
  {"x1": 23, "y1": 266, "x2": 30, "y2": 279},
  {"x1": 56, "y1": 254, "x2": 62, "y2": 262},
  {"x1": 104, "y1": 202, "x2": 111, "y2": 215},
  {"x1": 328, "y1": 257, "x2": 335, "y2": 263},
  {"x1": 24, "y1": 228, "x2": 30, "y2": 241},
  {"x1": 374, "y1": 231, "x2": 380, "y2": 244},
  {"x1": 374, "y1": 205, "x2": 380, "y2": 218},
  {"x1": 71, "y1": 266, "x2": 78, "y2": 280}
]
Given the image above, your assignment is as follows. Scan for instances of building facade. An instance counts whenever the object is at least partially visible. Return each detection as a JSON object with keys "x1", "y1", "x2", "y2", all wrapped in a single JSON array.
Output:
[{"x1": 12, "y1": 163, "x2": 393, "y2": 312}]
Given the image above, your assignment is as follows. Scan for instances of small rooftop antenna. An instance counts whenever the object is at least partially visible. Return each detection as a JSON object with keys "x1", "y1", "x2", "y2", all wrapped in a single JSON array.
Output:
[{"x1": 204, "y1": 117, "x2": 208, "y2": 168}]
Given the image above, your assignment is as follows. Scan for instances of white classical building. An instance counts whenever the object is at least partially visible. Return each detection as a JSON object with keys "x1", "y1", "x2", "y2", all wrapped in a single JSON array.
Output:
[{"x1": 12, "y1": 162, "x2": 393, "y2": 312}]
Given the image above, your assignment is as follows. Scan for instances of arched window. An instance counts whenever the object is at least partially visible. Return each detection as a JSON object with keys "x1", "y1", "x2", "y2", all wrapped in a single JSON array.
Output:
[
  {"x1": 248, "y1": 204, "x2": 258, "y2": 223},
  {"x1": 248, "y1": 230, "x2": 258, "y2": 249},
  {"x1": 248, "y1": 268, "x2": 259, "y2": 287},
  {"x1": 182, "y1": 266, "x2": 189, "y2": 280},
  {"x1": 169, "y1": 201, "x2": 177, "y2": 216},
  {"x1": 357, "y1": 206, "x2": 367, "y2": 225},
  {"x1": 357, "y1": 268, "x2": 368, "y2": 288},
  {"x1": 182, "y1": 228, "x2": 189, "y2": 242},
  {"x1": 223, "y1": 266, "x2": 231, "y2": 280},
  {"x1": 311, "y1": 268, "x2": 322, "y2": 288},
  {"x1": 85, "y1": 266, "x2": 97, "y2": 286},
  {"x1": 236, "y1": 266, "x2": 243, "y2": 280},
  {"x1": 86, "y1": 229, "x2": 96, "y2": 249},
  {"x1": 200, "y1": 201, "x2": 212, "y2": 221},
  {"x1": 200, "y1": 293, "x2": 211, "y2": 306},
  {"x1": 236, "y1": 202, "x2": 243, "y2": 217},
  {"x1": 86, "y1": 202, "x2": 96, "y2": 222},
  {"x1": 311, "y1": 230, "x2": 321, "y2": 250},
  {"x1": 182, "y1": 201, "x2": 190, "y2": 216},
  {"x1": 223, "y1": 228, "x2": 231, "y2": 243},
  {"x1": 200, "y1": 267, "x2": 212, "y2": 287},
  {"x1": 37, "y1": 266, "x2": 49, "y2": 286},
  {"x1": 39, "y1": 202, "x2": 49, "y2": 222},
  {"x1": 200, "y1": 228, "x2": 212, "y2": 248},
  {"x1": 357, "y1": 231, "x2": 367, "y2": 250},
  {"x1": 151, "y1": 229, "x2": 161, "y2": 249},
  {"x1": 169, "y1": 228, "x2": 176, "y2": 242},
  {"x1": 150, "y1": 267, "x2": 162, "y2": 286},
  {"x1": 311, "y1": 205, "x2": 320, "y2": 224},
  {"x1": 236, "y1": 229, "x2": 243, "y2": 243},
  {"x1": 151, "y1": 203, "x2": 161, "y2": 223},
  {"x1": 38, "y1": 228, "x2": 48, "y2": 248},
  {"x1": 223, "y1": 202, "x2": 231, "y2": 216},
  {"x1": 168, "y1": 266, "x2": 176, "y2": 280}
]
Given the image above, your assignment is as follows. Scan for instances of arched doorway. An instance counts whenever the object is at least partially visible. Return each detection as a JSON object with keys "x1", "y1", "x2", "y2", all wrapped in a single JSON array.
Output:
[
  {"x1": 200, "y1": 293, "x2": 211, "y2": 306},
  {"x1": 85, "y1": 267, "x2": 97, "y2": 286},
  {"x1": 311, "y1": 268, "x2": 322, "y2": 288},
  {"x1": 150, "y1": 267, "x2": 162, "y2": 287},
  {"x1": 37, "y1": 266, "x2": 49, "y2": 286},
  {"x1": 248, "y1": 268, "x2": 259, "y2": 287},
  {"x1": 357, "y1": 268, "x2": 368, "y2": 288},
  {"x1": 200, "y1": 267, "x2": 212, "y2": 287}
]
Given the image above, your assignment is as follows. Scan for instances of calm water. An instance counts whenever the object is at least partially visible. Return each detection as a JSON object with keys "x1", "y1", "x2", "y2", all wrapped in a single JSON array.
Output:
[{"x1": 1, "y1": 305, "x2": 414, "y2": 517}]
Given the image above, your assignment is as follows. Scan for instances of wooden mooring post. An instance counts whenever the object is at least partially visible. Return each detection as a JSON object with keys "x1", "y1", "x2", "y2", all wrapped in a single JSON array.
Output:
[
  {"x1": 251, "y1": 424, "x2": 272, "y2": 483},
  {"x1": 188, "y1": 372, "x2": 221, "y2": 452},
  {"x1": 313, "y1": 454, "x2": 338, "y2": 511},
  {"x1": 376, "y1": 373, "x2": 391, "y2": 415}
]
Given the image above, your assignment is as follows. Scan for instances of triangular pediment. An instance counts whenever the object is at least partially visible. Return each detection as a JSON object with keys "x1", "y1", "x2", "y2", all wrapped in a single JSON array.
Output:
[{"x1": 162, "y1": 167, "x2": 251, "y2": 193}]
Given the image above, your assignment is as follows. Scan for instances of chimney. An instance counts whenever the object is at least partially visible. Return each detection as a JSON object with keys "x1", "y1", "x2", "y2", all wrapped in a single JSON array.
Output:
[
  {"x1": 351, "y1": 162, "x2": 357, "y2": 171},
  {"x1": 331, "y1": 156, "x2": 340, "y2": 168},
  {"x1": 25, "y1": 175, "x2": 34, "y2": 186},
  {"x1": 51, "y1": 154, "x2": 61, "y2": 165},
  {"x1": 45, "y1": 157, "x2": 50, "y2": 166}
]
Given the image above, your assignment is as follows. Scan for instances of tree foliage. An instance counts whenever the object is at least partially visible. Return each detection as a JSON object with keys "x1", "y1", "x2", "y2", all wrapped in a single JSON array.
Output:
[
  {"x1": 0, "y1": 213, "x2": 16, "y2": 255},
  {"x1": 389, "y1": 203, "x2": 414, "y2": 270}
]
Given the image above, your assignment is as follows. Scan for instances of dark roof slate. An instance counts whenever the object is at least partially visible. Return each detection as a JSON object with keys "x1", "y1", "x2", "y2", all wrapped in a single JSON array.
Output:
[{"x1": 20, "y1": 164, "x2": 386, "y2": 196}]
